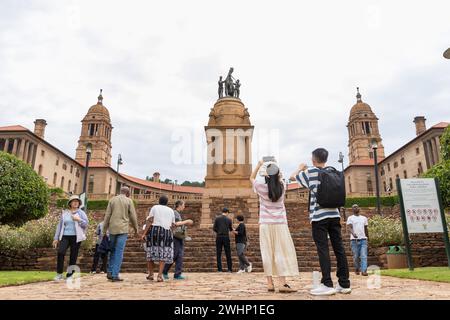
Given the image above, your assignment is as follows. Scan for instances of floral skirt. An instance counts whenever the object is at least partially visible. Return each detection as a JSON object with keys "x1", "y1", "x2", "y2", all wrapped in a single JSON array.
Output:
[{"x1": 146, "y1": 225, "x2": 174, "y2": 263}]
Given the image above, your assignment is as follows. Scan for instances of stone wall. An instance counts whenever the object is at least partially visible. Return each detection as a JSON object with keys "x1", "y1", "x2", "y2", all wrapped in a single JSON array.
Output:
[{"x1": 1, "y1": 200, "x2": 448, "y2": 272}]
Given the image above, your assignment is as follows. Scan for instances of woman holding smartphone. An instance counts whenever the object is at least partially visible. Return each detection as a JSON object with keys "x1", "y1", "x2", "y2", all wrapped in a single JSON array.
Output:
[
  {"x1": 52, "y1": 195, "x2": 89, "y2": 281},
  {"x1": 250, "y1": 159, "x2": 299, "y2": 293}
]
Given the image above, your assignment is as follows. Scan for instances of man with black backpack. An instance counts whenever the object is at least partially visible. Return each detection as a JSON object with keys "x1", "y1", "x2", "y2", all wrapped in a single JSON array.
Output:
[{"x1": 290, "y1": 148, "x2": 351, "y2": 296}]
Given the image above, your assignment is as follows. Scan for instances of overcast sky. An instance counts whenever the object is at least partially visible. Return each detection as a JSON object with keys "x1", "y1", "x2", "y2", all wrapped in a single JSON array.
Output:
[{"x1": 1, "y1": 0, "x2": 450, "y2": 183}]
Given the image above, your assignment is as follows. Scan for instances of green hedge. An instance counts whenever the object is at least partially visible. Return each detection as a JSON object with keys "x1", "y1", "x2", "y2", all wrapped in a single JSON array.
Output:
[
  {"x1": 56, "y1": 199, "x2": 110, "y2": 210},
  {"x1": 345, "y1": 196, "x2": 399, "y2": 208},
  {"x1": 56, "y1": 198, "x2": 137, "y2": 210}
]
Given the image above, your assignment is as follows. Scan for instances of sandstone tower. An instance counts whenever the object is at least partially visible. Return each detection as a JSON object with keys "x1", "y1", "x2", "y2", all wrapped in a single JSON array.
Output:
[
  {"x1": 347, "y1": 87, "x2": 385, "y2": 164},
  {"x1": 75, "y1": 90, "x2": 113, "y2": 166}
]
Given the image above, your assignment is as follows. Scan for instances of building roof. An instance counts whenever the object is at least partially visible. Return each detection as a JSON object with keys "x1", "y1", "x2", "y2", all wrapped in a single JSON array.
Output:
[
  {"x1": 119, "y1": 173, "x2": 204, "y2": 194},
  {"x1": 378, "y1": 121, "x2": 449, "y2": 164},
  {"x1": 0, "y1": 125, "x2": 29, "y2": 131},
  {"x1": 0, "y1": 124, "x2": 83, "y2": 167}
]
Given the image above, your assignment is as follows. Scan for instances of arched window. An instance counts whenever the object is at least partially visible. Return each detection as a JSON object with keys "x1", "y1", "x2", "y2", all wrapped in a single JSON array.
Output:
[
  {"x1": 53, "y1": 172, "x2": 57, "y2": 185},
  {"x1": 60, "y1": 176, "x2": 65, "y2": 189},
  {"x1": 367, "y1": 179, "x2": 373, "y2": 193},
  {"x1": 38, "y1": 165, "x2": 43, "y2": 176},
  {"x1": 68, "y1": 180, "x2": 72, "y2": 192},
  {"x1": 403, "y1": 170, "x2": 407, "y2": 179},
  {"x1": 74, "y1": 183, "x2": 78, "y2": 193}
]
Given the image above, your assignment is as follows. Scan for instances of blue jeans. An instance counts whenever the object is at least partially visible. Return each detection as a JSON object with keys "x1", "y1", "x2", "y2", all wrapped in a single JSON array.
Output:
[
  {"x1": 350, "y1": 239, "x2": 368, "y2": 273},
  {"x1": 108, "y1": 233, "x2": 128, "y2": 278}
]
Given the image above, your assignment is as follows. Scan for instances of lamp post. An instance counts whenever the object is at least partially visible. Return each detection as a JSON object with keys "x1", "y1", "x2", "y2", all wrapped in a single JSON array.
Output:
[
  {"x1": 338, "y1": 152, "x2": 344, "y2": 171},
  {"x1": 371, "y1": 139, "x2": 381, "y2": 215},
  {"x1": 443, "y1": 48, "x2": 450, "y2": 59},
  {"x1": 116, "y1": 153, "x2": 123, "y2": 195},
  {"x1": 81, "y1": 143, "x2": 92, "y2": 211}
]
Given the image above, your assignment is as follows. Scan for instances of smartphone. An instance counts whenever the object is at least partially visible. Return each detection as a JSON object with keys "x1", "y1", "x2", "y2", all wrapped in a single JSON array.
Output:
[{"x1": 263, "y1": 156, "x2": 276, "y2": 163}]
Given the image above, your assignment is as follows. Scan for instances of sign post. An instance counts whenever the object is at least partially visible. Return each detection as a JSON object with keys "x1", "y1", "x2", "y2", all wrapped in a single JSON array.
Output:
[
  {"x1": 397, "y1": 178, "x2": 450, "y2": 270},
  {"x1": 396, "y1": 179, "x2": 414, "y2": 270}
]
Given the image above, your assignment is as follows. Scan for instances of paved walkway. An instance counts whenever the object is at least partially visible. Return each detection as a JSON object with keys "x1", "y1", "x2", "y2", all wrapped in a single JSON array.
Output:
[{"x1": 0, "y1": 272, "x2": 449, "y2": 300}]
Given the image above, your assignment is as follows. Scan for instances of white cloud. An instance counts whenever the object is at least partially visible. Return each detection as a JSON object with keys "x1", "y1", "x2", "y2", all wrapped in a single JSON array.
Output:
[{"x1": 1, "y1": 0, "x2": 449, "y2": 182}]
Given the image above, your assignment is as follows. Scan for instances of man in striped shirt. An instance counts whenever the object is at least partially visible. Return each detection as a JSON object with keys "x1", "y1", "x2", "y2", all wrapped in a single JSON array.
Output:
[{"x1": 290, "y1": 148, "x2": 351, "y2": 296}]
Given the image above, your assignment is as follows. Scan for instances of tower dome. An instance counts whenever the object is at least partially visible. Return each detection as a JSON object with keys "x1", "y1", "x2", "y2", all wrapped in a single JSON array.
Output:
[
  {"x1": 349, "y1": 87, "x2": 374, "y2": 120},
  {"x1": 75, "y1": 89, "x2": 113, "y2": 166},
  {"x1": 85, "y1": 89, "x2": 111, "y2": 121}
]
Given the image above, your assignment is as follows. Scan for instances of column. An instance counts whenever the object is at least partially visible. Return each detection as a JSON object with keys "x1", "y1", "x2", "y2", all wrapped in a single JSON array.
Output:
[
  {"x1": 434, "y1": 136, "x2": 441, "y2": 163},
  {"x1": 26, "y1": 142, "x2": 34, "y2": 164},
  {"x1": 31, "y1": 144, "x2": 38, "y2": 169},
  {"x1": 18, "y1": 139, "x2": 26, "y2": 160},
  {"x1": 22, "y1": 140, "x2": 29, "y2": 162},
  {"x1": 11, "y1": 139, "x2": 18, "y2": 155},
  {"x1": 3, "y1": 138, "x2": 10, "y2": 152}
]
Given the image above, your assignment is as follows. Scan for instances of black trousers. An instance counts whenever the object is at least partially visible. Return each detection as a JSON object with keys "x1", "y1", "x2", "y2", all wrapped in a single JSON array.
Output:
[
  {"x1": 216, "y1": 236, "x2": 232, "y2": 272},
  {"x1": 56, "y1": 235, "x2": 81, "y2": 275},
  {"x1": 91, "y1": 244, "x2": 108, "y2": 272},
  {"x1": 312, "y1": 217, "x2": 350, "y2": 288}
]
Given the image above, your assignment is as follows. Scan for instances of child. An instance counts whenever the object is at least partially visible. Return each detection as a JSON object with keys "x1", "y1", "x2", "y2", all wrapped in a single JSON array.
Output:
[
  {"x1": 91, "y1": 221, "x2": 109, "y2": 274},
  {"x1": 233, "y1": 215, "x2": 252, "y2": 273}
]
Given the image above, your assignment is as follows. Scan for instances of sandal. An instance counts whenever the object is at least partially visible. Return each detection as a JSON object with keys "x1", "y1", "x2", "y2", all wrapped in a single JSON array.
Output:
[
  {"x1": 157, "y1": 275, "x2": 164, "y2": 282},
  {"x1": 146, "y1": 274, "x2": 154, "y2": 281},
  {"x1": 267, "y1": 281, "x2": 275, "y2": 292},
  {"x1": 279, "y1": 284, "x2": 297, "y2": 293}
]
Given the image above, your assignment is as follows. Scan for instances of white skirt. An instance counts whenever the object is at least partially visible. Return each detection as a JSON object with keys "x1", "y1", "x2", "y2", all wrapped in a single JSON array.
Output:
[{"x1": 259, "y1": 224, "x2": 299, "y2": 277}]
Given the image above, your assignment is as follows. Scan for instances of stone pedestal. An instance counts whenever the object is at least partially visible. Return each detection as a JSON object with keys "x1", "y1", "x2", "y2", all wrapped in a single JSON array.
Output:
[{"x1": 201, "y1": 97, "x2": 258, "y2": 228}]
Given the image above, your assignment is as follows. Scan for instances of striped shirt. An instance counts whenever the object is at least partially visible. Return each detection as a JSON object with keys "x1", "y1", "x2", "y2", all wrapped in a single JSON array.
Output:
[
  {"x1": 295, "y1": 167, "x2": 340, "y2": 222},
  {"x1": 252, "y1": 180, "x2": 288, "y2": 225}
]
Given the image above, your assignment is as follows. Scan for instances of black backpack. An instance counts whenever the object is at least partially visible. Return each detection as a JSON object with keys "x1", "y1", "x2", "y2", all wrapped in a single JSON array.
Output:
[{"x1": 314, "y1": 166, "x2": 346, "y2": 208}]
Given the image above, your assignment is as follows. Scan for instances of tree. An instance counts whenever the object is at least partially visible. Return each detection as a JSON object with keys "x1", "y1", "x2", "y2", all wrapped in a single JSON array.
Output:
[
  {"x1": 423, "y1": 126, "x2": 450, "y2": 207},
  {"x1": 0, "y1": 152, "x2": 49, "y2": 225}
]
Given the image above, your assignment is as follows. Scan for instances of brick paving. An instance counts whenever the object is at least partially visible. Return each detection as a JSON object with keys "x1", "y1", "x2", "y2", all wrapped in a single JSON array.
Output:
[{"x1": 0, "y1": 272, "x2": 449, "y2": 300}]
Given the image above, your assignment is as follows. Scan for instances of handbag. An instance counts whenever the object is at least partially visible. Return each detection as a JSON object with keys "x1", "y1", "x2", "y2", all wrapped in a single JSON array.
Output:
[
  {"x1": 98, "y1": 235, "x2": 110, "y2": 253},
  {"x1": 173, "y1": 225, "x2": 187, "y2": 240}
]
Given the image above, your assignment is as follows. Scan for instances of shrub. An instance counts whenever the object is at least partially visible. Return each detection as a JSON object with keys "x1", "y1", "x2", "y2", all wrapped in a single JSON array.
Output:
[
  {"x1": 368, "y1": 215, "x2": 404, "y2": 248},
  {"x1": 0, "y1": 152, "x2": 49, "y2": 225},
  {"x1": 0, "y1": 212, "x2": 97, "y2": 253}
]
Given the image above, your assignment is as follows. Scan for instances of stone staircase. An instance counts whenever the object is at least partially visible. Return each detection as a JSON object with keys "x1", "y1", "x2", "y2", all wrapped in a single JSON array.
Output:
[{"x1": 75, "y1": 212, "x2": 357, "y2": 274}]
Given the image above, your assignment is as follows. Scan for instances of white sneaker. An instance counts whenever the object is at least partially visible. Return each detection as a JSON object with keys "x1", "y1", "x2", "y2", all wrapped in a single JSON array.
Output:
[
  {"x1": 237, "y1": 269, "x2": 246, "y2": 274},
  {"x1": 335, "y1": 283, "x2": 352, "y2": 294},
  {"x1": 53, "y1": 273, "x2": 64, "y2": 281},
  {"x1": 310, "y1": 284, "x2": 336, "y2": 296},
  {"x1": 246, "y1": 263, "x2": 253, "y2": 273}
]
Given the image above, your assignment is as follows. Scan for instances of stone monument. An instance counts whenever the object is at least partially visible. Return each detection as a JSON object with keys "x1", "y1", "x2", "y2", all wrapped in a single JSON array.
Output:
[{"x1": 200, "y1": 68, "x2": 259, "y2": 227}]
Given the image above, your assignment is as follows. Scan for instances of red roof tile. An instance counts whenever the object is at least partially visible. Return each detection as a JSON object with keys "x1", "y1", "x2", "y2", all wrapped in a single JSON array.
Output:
[
  {"x1": 432, "y1": 122, "x2": 449, "y2": 129},
  {"x1": 0, "y1": 125, "x2": 29, "y2": 131},
  {"x1": 119, "y1": 173, "x2": 204, "y2": 194}
]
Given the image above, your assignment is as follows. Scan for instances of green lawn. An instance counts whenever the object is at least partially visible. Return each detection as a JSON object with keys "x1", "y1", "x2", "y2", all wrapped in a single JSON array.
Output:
[
  {"x1": 381, "y1": 267, "x2": 450, "y2": 283},
  {"x1": 0, "y1": 271, "x2": 56, "y2": 287}
]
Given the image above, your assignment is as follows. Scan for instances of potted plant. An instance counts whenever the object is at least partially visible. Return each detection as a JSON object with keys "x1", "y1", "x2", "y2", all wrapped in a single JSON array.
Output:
[{"x1": 368, "y1": 215, "x2": 407, "y2": 269}]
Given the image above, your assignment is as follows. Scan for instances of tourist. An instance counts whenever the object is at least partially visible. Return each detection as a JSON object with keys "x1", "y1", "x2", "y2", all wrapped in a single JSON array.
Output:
[
  {"x1": 103, "y1": 186, "x2": 139, "y2": 282},
  {"x1": 213, "y1": 208, "x2": 233, "y2": 272},
  {"x1": 347, "y1": 204, "x2": 369, "y2": 276},
  {"x1": 90, "y1": 221, "x2": 109, "y2": 274},
  {"x1": 233, "y1": 215, "x2": 252, "y2": 274},
  {"x1": 251, "y1": 160, "x2": 298, "y2": 293},
  {"x1": 52, "y1": 194, "x2": 89, "y2": 281},
  {"x1": 142, "y1": 195, "x2": 176, "y2": 282},
  {"x1": 162, "y1": 200, "x2": 194, "y2": 280},
  {"x1": 291, "y1": 148, "x2": 351, "y2": 295}
]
